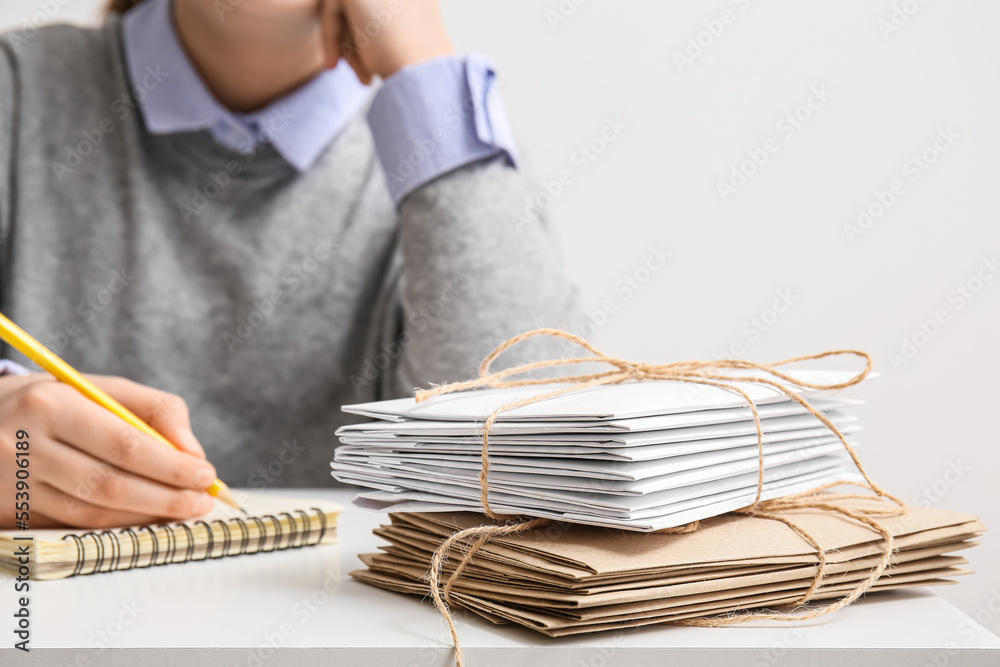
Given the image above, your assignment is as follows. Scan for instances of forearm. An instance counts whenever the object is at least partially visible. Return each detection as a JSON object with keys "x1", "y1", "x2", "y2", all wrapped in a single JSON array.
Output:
[
  {"x1": 363, "y1": 53, "x2": 581, "y2": 393},
  {"x1": 391, "y1": 156, "x2": 580, "y2": 389}
]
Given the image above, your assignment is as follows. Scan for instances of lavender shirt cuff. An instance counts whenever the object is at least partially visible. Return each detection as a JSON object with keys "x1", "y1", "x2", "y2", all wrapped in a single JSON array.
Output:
[
  {"x1": 366, "y1": 54, "x2": 519, "y2": 206},
  {"x1": 0, "y1": 359, "x2": 30, "y2": 376}
]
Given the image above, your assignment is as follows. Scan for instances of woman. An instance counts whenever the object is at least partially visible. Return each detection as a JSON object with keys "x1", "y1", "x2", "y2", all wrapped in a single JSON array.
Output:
[{"x1": 0, "y1": 0, "x2": 578, "y2": 528}]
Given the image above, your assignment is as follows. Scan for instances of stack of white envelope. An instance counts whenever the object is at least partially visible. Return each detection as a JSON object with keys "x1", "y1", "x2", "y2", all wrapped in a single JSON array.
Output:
[{"x1": 331, "y1": 370, "x2": 871, "y2": 531}]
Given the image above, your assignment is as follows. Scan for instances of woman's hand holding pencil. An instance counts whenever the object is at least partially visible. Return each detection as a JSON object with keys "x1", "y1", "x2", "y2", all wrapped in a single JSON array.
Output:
[
  {"x1": 0, "y1": 311, "x2": 240, "y2": 529},
  {"x1": 0, "y1": 373, "x2": 219, "y2": 529}
]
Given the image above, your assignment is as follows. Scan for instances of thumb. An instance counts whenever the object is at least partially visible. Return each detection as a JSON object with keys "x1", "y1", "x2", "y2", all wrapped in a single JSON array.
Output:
[
  {"x1": 320, "y1": 0, "x2": 342, "y2": 70},
  {"x1": 324, "y1": 0, "x2": 374, "y2": 84},
  {"x1": 87, "y1": 375, "x2": 208, "y2": 460},
  {"x1": 337, "y1": 10, "x2": 373, "y2": 84}
]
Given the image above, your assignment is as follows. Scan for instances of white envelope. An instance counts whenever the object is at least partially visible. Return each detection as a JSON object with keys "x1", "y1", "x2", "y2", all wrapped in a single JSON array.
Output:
[
  {"x1": 342, "y1": 371, "x2": 862, "y2": 422},
  {"x1": 341, "y1": 459, "x2": 861, "y2": 531},
  {"x1": 339, "y1": 413, "x2": 858, "y2": 451},
  {"x1": 335, "y1": 433, "x2": 853, "y2": 481}
]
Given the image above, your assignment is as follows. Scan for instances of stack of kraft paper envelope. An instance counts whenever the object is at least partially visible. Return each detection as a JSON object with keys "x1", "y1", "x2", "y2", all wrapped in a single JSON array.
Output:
[{"x1": 353, "y1": 502, "x2": 984, "y2": 635}]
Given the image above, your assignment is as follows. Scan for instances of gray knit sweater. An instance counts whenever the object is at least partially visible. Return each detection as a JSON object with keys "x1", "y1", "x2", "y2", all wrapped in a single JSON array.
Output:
[{"x1": 0, "y1": 17, "x2": 579, "y2": 487}]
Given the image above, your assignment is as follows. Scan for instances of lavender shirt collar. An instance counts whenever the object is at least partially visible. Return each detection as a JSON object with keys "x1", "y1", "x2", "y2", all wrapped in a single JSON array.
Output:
[{"x1": 120, "y1": 0, "x2": 369, "y2": 171}]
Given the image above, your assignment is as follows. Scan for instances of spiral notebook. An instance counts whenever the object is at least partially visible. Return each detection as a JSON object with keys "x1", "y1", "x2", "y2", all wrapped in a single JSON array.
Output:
[{"x1": 0, "y1": 494, "x2": 341, "y2": 580}]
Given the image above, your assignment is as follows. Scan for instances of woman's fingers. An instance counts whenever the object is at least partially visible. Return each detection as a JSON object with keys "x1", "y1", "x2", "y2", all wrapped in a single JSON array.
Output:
[
  {"x1": 320, "y1": 0, "x2": 341, "y2": 70},
  {"x1": 337, "y1": 0, "x2": 453, "y2": 80},
  {"x1": 87, "y1": 374, "x2": 207, "y2": 459},
  {"x1": 0, "y1": 374, "x2": 220, "y2": 530},
  {"x1": 322, "y1": 0, "x2": 374, "y2": 84},
  {"x1": 339, "y1": 11, "x2": 373, "y2": 84},
  {"x1": 32, "y1": 482, "x2": 163, "y2": 530},
  {"x1": 33, "y1": 434, "x2": 216, "y2": 521},
  {"x1": 39, "y1": 382, "x2": 217, "y2": 492}
]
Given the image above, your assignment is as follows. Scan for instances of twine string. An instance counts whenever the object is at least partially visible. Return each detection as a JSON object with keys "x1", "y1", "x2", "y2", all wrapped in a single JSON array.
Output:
[{"x1": 411, "y1": 329, "x2": 900, "y2": 667}]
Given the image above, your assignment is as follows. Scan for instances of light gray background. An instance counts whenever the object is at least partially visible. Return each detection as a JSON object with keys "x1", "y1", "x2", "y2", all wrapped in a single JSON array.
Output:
[{"x1": 2, "y1": 0, "x2": 998, "y2": 638}]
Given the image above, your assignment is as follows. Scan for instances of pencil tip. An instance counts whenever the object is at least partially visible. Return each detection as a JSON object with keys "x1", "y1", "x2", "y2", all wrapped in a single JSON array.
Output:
[{"x1": 213, "y1": 483, "x2": 242, "y2": 512}]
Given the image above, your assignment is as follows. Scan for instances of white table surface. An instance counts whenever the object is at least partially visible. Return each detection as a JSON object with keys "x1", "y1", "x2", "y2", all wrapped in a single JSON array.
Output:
[{"x1": 2, "y1": 488, "x2": 998, "y2": 666}]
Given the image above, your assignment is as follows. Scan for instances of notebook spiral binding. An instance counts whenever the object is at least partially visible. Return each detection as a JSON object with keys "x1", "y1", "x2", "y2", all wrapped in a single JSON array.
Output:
[{"x1": 62, "y1": 506, "x2": 329, "y2": 577}]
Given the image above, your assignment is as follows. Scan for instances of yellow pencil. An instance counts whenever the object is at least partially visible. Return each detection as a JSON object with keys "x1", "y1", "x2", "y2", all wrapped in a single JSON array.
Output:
[{"x1": 0, "y1": 310, "x2": 242, "y2": 512}]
